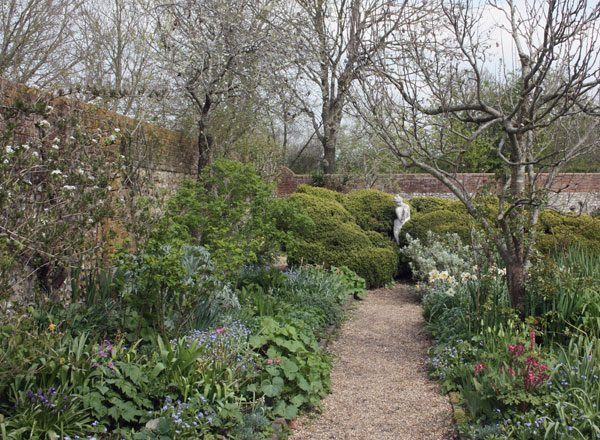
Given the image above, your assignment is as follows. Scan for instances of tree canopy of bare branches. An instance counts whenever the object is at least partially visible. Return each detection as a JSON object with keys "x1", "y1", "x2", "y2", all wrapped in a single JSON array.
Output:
[
  {"x1": 278, "y1": 0, "x2": 425, "y2": 173},
  {"x1": 0, "y1": 0, "x2": 80, "y2": 87},
  {"x1": 358, "y1": 0, "x2": 600, "y2": 309},
  {"x1": 149, "y1": 0, "x2": 279, "y2": 171}
]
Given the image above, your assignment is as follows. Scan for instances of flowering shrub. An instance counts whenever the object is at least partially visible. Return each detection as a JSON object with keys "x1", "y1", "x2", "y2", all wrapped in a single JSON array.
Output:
[
  {"x1": 0, "y1": 100, "x2": 122, "y2": 298},
  {"x1": 415, "y1": 234, "x2": 600, "y2": 439}
]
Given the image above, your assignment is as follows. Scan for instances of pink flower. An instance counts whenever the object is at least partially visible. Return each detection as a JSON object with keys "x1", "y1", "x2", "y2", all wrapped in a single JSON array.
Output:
[
  {"x1": 508, "y1": 344, "x2": 525, "y2": 357},
  {"x1": 266, "y1": 359, "x2": 274, "y2": 365},
  {"x1": 215, "y1": 327, "x2": 225, "y2": 334},
  {"x1": 474, "y1": 362, "x2": 486, "y2": 375}
]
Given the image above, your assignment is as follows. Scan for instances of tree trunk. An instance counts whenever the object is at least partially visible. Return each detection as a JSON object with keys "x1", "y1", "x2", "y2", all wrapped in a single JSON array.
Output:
[
  {"x1": 506, "y1": 259, "x2": 527, "y2": 314},
  {"x1": 197, "y1": 118, "x2": 213, "y2": 175},
  {"x1": 321, "y1": 102, "x2": 343, "y2": 174}
]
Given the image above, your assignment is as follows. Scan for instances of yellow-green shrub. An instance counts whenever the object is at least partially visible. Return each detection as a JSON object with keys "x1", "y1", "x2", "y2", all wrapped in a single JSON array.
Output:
[
  {"x1": 401, "y1": 209, "x2": 474, "y2": 245},
  {"x1": 342, "y1": 189, "x2": 396, "y2": 235},
  {"x1": 537, "y1": 211, "x2": 600, "y2": 253},
  {"x1": 408, "y1": 197, "x2": 460, "y2": 214},
  {"x1": 295, "y1": 184, "x2": 346, "y2": 203},
  {"x1": 284, "y1": 187, "x2": 398, "y2": 287}
]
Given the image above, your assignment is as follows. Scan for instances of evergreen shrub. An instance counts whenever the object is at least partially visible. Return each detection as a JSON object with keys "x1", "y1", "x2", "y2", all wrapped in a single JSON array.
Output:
[
  {"x1": 342, "y1": 189, "x2": 396, "y2": 235},
  {"x1": 295, "y1": 184, "x2": 346, "y2": 203},
  {"x1": 537, "y1": 210, "x2": 600, "y2": 253},
  {"x1": 284, "y1": 186, "x2": 398, "y2": 288}
]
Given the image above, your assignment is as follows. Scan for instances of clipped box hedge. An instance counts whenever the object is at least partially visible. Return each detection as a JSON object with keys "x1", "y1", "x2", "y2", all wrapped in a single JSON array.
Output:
[
  {"x1": 400, "y1": 196, "x2": 600, "y2": 254},
  {"x1": 284, "y1": 187, "x2": 398, "y2": 288},
  {"x1": 341, "y1": 189, "x2": 397, "y2": 236}
]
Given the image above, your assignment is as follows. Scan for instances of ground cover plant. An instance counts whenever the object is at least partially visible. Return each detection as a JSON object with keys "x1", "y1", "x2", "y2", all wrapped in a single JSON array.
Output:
[
  {"x1": 0, "y1": 160, "x2": 367, "y2": 439},
  {"x1": 402, "y1": 229, "x2": 600, "y2": 440}
]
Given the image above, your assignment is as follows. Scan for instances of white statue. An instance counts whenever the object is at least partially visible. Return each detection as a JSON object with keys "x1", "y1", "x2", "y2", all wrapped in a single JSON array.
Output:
[{"x1": 393, "y1": 195, "x2": 411, "y2": 244}]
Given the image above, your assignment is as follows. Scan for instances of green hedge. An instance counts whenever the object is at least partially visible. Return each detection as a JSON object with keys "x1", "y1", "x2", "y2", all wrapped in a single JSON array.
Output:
[
  {"x1": 401, "y1": 209, "x2": 474, "y2": 245},
  {"x1": 400, "y1": 196, "x2": 600, "y2": 255},
  {"x1": 408, "y1": 196, "x2": 460, "y2": 214},
  {"x1": 284, "y1": 186, "x2": 398, "y2": 288},
  {"x1": 295, "y1": 184, "x2": 346, "y2": 203},
  {"x1": 537, "y1": 210, "x2": 600, "y2": 254},
  {"x1": 342, "y1": 189, "x2": 396, "y2": 236},
  {"x1": 288, "y1": 240, "x2": 398, "y2": 289}
]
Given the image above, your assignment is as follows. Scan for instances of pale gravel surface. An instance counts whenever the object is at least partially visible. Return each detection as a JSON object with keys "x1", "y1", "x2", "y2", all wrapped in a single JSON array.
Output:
[{"x1": 290, "y1": 284, "x2": 455, "y2": 440}]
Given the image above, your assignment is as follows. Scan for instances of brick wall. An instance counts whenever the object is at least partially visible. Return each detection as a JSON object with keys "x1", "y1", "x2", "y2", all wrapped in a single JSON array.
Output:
[
  {"x1": 277, "y1": 168, "x2": 600, "y2": 214},
  {"x1": 0, "y1": 78, "x2": 197, "y2": 190}
]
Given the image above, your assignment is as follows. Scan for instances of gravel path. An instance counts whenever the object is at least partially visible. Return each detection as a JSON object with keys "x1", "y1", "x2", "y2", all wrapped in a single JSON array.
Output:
[{"x1": 290, "y1": 284, "x2": 455, "y2": 440}]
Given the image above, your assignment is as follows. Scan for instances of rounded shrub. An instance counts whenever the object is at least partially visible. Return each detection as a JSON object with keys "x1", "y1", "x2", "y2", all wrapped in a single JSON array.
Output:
[
  {"x1": 283, "y1": 188, "x2": 398, "y2": 288},
  {"x1": 401, "y1": 209, "x2": 474, "y2": 245},
  {"x1": 536, "y1": 210, "x2": 600, "y2": 254},
  {"x1": 288, "y1": 241, "x2": 397, "y2": 288},
  {"x1": 295, "y1": 184, "x2": 346, "y2": 203},
  {"x1": 408, "y1": 197, "x2": 460, "y2": 214},
  {"x1": 343, "y1": 246, "x2": 398, "y2": 288},
  {"x1": 286, "y1": 193, "x2": 355, "y2": 230},
  {"x1": 365, "y1": 230, "x2": 394, "y2": 248},
  {"x1": 342, "y1": 189, "x2": 396, "y2": 235}
]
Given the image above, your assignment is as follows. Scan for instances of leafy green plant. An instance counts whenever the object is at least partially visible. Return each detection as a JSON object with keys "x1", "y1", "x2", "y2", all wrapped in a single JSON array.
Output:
[
  {"x1": 1, "y1": 385, "x2": 95, "y2": 439},
  {"x1": 249, "y1": 318, "x2": 331, "y2": 419},
  {"x1": 118, "y1": 244, "x2": 237, "y2": 337},
  {"x1": 152, "y1": 160, "x2": 285, "y2": 275},
  {"x1": 330, "y1": 266, "x2": 367, "y2": 300}
]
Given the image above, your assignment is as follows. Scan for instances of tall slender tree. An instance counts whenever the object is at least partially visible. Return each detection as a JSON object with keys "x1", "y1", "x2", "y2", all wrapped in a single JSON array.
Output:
[{"x1": 279, "y1": 0, "x2": 422, "y2": 173}]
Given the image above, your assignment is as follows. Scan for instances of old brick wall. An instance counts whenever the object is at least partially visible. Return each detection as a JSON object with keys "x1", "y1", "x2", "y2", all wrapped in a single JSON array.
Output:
[
  {"x1": 0, "y1": 78, "x2": 197, "y2": 192},
  {"x1": 277, "y1": 168, "x2": 600, "y2": 214}
]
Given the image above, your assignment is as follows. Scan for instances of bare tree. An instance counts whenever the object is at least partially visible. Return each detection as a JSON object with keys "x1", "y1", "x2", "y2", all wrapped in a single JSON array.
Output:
[
  {"x1": 358, "y1": 0, "x2": 600, "y2": 310},
  {"x1": 73, "y1": 0, "x2": 156, "y2": 117},
  {"x1": 0, "y1": 0, "x2": 80, "y2": 87},
  {"x1": 279, "y1": 0, "x2": 423, "y2": 174},
  {"x1": 149, "y1": 0, "x2": 278, "y2": 172}
]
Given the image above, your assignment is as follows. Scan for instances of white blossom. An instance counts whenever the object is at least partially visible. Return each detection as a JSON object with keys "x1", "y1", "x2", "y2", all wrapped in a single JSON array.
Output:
[
  {"x1": 2, "y1": 159, "x2": 9, "y2": 165},
  {"x1": 22, "y1": 144, "x2": 30, "y2": 150},
  {"x1": 5, "y1": 145, "x2": 14, "y2": 154},
  {"x1": 62, "y1": 185, "x2": 76, "y2": 191},
  {"x1": 38, "y1": 120, "x2": 51, "y2": 129},
  {"x1": 51, "y1": 169, "x2": 63, "y2": 176},
  {"x1": 51, "y1": 144, "x2": 59, "y2": 150}
]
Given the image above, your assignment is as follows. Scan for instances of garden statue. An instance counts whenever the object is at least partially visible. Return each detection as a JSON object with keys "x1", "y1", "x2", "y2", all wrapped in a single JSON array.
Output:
[{"x1": 393, "y1": 195, "x2": 411, "y2": 244}]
